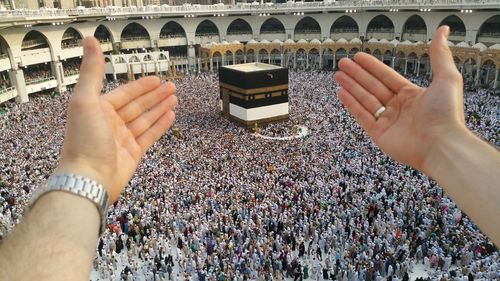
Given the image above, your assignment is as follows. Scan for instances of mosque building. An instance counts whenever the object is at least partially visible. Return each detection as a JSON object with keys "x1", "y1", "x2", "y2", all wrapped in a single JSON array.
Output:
[{"x1": 0, "y1": 0, "x2": 499, "y2": 104}]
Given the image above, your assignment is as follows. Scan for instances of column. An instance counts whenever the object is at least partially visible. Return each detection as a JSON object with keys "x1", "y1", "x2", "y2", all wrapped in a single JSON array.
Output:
[
  {"x1": 306, "y1": 53, "x2": 309, "y2": 69},
  {"x1": 293, "y1": 53, "x2": 296, "y2": 69},
  {"x1": 391, "y1": 56, "x2": 396, "y2": 69},
  {"x1": 209, "y1": 58, "x2": 213, "y2": 72},
  {"x1": 475, "y1": 56, "x2": 481, "y2": 86},
  {"x1": 494, "y1": 69, "x2": 499, "y2": 89},
  {"x1": 51, "y1": 60, "x2": 66, "y2": 93},
  {"x1": 198, "y1": 58, "x2": 202, "y2": 74},
  {"x1": 403, "y1": 58, "x2": 407, "y2": 75},
  {"x1": 280, "y1": 53, "x2": 284, "y2": 67},
  {"x1": 188, "y1": 45, "x2": 196, "y2": 60},
  {"x1": 268, "y1": 54, "x2": 271, "y2": 64},
  {"x1": 233, "y1": 54, "x2": 236, "y2": 65},
  {"x1": 244, "y1": 54, "x2": 247, "y2": 63},
  {"x1": 10, "y1": 69, "x2": 28, "y2": 103},
  {"x1": 416, "y1": 60, "x2": 420, "y2": 77},
  {"x1": 332, "y1": 53, "x2": 336, "y2": 70},
  {"x1": 319, "y1": 54, "x2": 323, "y2": 69}
]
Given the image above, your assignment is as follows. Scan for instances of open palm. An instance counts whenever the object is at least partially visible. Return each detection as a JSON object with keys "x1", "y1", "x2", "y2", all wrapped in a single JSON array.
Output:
[
  {"x1": 57, "y1": 37, "x2": 177, "y2": 203},
  {"x1": 336, "y1": 26, "x2": 465, "y2": 172}
]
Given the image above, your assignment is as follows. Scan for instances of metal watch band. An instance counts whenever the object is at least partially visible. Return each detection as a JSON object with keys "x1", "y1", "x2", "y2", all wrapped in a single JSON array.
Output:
[{"x1": 30, "y1": 173, "x2": 109, "y2": 236}]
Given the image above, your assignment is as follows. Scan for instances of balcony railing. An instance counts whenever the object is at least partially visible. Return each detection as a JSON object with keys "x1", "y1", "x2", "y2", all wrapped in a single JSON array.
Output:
[
  {"x1": 25, "y1": 76, "x2": 55, "y2": 86},
  {"x1": 0, "y1": 1, "x2": 498, "y2": 18},
  {"x1": 0, "y1": 86, "x2": 15, "y2": 95}
]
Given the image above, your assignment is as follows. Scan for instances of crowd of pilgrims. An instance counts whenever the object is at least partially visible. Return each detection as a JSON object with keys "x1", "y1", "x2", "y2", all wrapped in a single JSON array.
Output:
[{"x1": 0, "y1": 70, "x2": 499, "y2": 281}]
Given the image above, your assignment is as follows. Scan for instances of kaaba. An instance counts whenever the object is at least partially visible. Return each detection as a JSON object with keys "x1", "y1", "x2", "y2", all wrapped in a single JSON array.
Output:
[{"x1": 219, "y1": 63, "x2": 289, "y2": 127}]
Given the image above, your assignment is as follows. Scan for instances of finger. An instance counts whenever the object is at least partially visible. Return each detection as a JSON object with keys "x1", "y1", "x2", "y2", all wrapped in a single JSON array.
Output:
[
  {"x1": 430, "y1": 25, "x2": 462, "y2": 82},
  {"x1": 136, "y1": 111, "x2": 176, "y2": 154},
  {"x1": 117, "y1": 82, "x2": 176, "y2": 123},
  {"x1": 337, "y1": 58, "x2": 394, "y2": 104},
  {"x1": 351, "y1": 52, "x2": 412, "y2": 93},
  {"x1": 338, "y1": 88, "x2": 376, "y2": 134},
  {"x1": 127, "y1": 94, "x2": 177, "y2": 137},
  {"x1": 73, "y1": 37, "x2": 104, "y2": 104},
  {"x1": 336, "y1": 71, "x2": 384, "y2": 116},
  {"x1": 104, "y1": 76, "x2": 162, "y2": 110}
]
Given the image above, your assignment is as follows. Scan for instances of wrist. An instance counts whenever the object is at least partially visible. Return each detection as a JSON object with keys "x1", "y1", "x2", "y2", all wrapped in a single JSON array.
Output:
[
  {"x1": 421, "y1": 125, "x2": 475, "y2": 179},
  {"x1": 31, "y1": 172, "x2": 109, "y2": 235},
  {"x1": 56, "y1": 160, "x2": 110, "y2": 197}
]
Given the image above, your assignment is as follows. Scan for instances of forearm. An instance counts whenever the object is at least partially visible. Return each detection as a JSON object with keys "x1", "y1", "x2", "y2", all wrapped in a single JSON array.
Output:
[
  {"x1": 423, "y1": 128, "x2": 500, "y2": 245},
  {"x1": 0, "y1": 191, "x2": 100, "y2": 281}
]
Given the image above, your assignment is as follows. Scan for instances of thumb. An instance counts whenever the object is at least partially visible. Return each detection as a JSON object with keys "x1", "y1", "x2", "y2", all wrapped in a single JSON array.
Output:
[
  {"x1": 429, "y1": 25, "x2": 461, "y2": 82},
  {"x1": 73, "y1": 37, "x2": 104, "y2": 102}
]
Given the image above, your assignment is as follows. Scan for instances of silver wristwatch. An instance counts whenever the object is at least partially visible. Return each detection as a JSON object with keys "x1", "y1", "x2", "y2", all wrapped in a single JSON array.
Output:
[{"x1": 30, "y1": 173, "x2": 109, "y2": 236}]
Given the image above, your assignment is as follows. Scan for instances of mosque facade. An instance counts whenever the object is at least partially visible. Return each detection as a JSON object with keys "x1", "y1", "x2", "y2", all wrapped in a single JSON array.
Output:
[{"x1": 0, "y1": 1, "x2": 499, "y2": 104}]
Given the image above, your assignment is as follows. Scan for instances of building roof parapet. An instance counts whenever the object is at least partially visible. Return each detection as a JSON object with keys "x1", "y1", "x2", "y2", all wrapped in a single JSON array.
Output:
[{"x1": 1, "y1": 0, "x2": 499, "y2": 20}]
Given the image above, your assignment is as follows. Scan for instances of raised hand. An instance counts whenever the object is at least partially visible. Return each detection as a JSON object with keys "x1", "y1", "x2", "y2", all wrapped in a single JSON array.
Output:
[
  {"x1": 335, "y1": 26, "x2": 465, "y2": 173},
  {"x1": 57, "y1": 37, "x2": 177, "y2": 203}
]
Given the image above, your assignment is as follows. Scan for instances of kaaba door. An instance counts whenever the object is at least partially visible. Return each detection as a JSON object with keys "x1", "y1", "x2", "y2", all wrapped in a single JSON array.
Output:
[{"x1": 222, "y1": 92, "x2": 230, "y2": 118}]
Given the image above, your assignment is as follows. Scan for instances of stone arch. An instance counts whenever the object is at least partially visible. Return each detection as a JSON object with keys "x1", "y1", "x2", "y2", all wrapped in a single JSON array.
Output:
[
  {"x1": 364, "y1": 48, "x2": 371, "y2": 54},
  {"x1": 308, "y1": 48, "x2": 320, "y2": 69},
  {"x1": 295, "y1": 48, "x2": 307, "y2": 69},
  {"x1": 334, "y1": 48, "x2": 347, "y2": 70},
  {"x1": 463, "y1": 57, "x2": 477, "y2": 78},
  {"x1": 439, "y1": 15, "x2": 466, "y2": 43},
  {"x1": 402, "y1": 15, "x2": 427, "y2": 42},
  {"x1": 394, "y1": 51, "x2": 406, "y2": 73},
  {"x1": 225, "y1": 50, "x2": 233, "y2": 65},
  {"x1": 260, "y1": 17, "x2": 285, "y2": 34},
  {"x1": 196, "y1": 20, "x2": 219, "y2": 37},
  {"x1": 159, "y1": 53, "x2": 168, "y2": 60},
  {"x1": 21, "y1": 30, "x2": 51, "y2": 51},
  {"x1": 129, "y1": 56, "x2": 140, "y2": 63},
  {"x1": 295, "y1": 16, "x2": 321, "y2": 40},
  {"x1": 258, "y1": 48, "x2": 269, "y2": 63},
  {"x1": 476, "y1": 15, "x2": 500, "y2": 47},
  {"x1": 407, "y1": 52, "x2": 419, "y2": 74},
  {"x1": 212, "y1": 51, "x2": 222, "y2": 68},
  {"x1": 94, "y1": 25, "x2": 114, "y2": 43},
  {"x1": 114, "y1": 56, "x2": 126, "y2": 64},
  {"x1": 61, "y1": 27, "x2": 83, "y2": 49},
  {"x1": 227, "y1": 18, "x2": 253, "y2": 35},
  {"x1": 480, "y1": 59, "x2": 497, "y2": 87},
  {"x1": 322, "y1": 47, "x2": 334, "y2": 68},
  {"x1": 121, "y1": 22, "x2": 150, "y2": 41},
  {"x1": 160, "y1": 21, "x2": 187, "y2": 39},
  {"x1": 349, "y1": 48, "x2": 359, "y2": 57},
  {"x1": 246, "y1": 49, "x2": 256, "y2": 63},
  {"x1": 367, "y1": 15, "x2": 395, "y2": 40},
  {"x1": 143, "y1": 54, "x2": 153, "y2": 61},
  {"x1": 419, "y1": 53, "x2": 431, "y2": 76},
  {"x1": 0, "y1": 34, "x2": 10, "y2": 57},
  {"x1": 270, "y1": 48, "x2": 281, "y2": 65},
  {"x1": 235, "y1": 49, "x2": 244, "y2": 64},
  {"x1": 330, "y1": 16, "x2": 359, "y2": 40},
  {"x1": 383, "y1": 49, "x2": 393, "y2": 66},
  {"x1": 373, "y1": 49, "x2": 382, "y2": 60}
]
